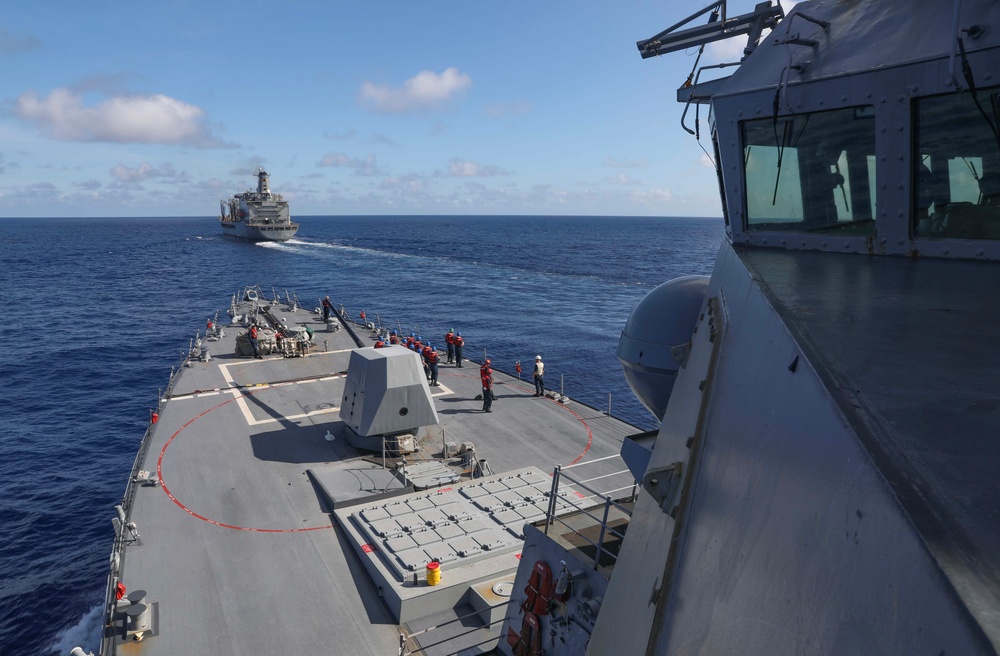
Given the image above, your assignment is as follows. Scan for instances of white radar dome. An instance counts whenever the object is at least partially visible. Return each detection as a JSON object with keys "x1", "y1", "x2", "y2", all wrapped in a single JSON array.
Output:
[{"x1": 616, "y1": 275, "x2": 709, "y2": 421}]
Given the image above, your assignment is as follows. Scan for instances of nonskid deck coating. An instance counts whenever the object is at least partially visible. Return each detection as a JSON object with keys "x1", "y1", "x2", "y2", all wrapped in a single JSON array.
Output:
[{"x1": 113, "y1": 292, "x2": 641, "y2": 654}]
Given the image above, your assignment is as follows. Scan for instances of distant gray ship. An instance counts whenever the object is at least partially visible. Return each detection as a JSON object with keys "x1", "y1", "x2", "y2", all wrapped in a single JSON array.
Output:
[{"x1": 219, "y1": 168, "x2": 298, "y2": 241}]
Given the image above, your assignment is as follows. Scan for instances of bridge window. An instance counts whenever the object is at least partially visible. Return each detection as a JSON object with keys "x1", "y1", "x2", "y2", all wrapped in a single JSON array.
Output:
[
  {"x1": 743, "y1": 106, "x2": 877, "y2": 235},
  {"x1": 914, "y1": 86, "x2": 1000, "y2": 239}
]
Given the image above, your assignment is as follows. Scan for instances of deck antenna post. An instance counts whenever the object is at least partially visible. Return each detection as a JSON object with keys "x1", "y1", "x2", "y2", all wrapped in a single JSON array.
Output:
[{"x1": 561, "y1": 374, "x2": 565, "y2": 397}]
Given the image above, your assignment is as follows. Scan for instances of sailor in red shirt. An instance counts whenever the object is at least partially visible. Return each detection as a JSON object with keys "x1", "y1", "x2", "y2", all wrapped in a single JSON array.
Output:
[
  {"x1": 427, "y1": 346, "x2": 439, "y2": 386},
  {"x1": 453, "y1": 332, "x2": 465, "y2": 367},
  {"x1": 480, "y1": 359, "x2": 494, "y2": 412},
  {"x1": 444, "y1": 329, "x2": 455, "y2": 364},
  {"x1": 248, "y1": 324, "x2": 262, "y2": 359}
]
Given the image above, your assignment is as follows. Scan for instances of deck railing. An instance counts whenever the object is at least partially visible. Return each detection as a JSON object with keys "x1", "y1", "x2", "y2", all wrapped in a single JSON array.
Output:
[{"x1": 543, "y1": 455, "x2": 637, "y2": 570}]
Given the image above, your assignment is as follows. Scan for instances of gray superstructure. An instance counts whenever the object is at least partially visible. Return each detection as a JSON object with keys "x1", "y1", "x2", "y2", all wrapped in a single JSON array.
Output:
[
  {"x1": 219, "y1": 168, "x2": 298, "y2": 241},
  {"x1": 498, "y1": 2, "x2": 1000, "y2": 655}
]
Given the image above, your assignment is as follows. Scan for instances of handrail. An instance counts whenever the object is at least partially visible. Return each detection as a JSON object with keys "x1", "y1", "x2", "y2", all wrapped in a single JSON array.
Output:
[
  {"x1": 97, "y1": 357, "x2": 182, "y2": 656},
  {"x1": 398, "y1": 600, "x2": 513, "y2": 656},
  {"x1": 543, "y1": 461, "x2": 637, "y2": 571}
]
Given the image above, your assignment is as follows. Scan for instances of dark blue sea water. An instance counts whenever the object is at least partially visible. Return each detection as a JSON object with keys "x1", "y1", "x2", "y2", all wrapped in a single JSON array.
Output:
[{"x1": 0, "y1": 215, "x2": 722, "y2": 655}]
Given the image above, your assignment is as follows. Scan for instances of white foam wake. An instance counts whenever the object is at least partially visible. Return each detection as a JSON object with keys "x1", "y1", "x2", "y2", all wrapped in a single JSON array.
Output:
[{"x1": 48, "y1": 603, "x2": 102, "y2": 655}]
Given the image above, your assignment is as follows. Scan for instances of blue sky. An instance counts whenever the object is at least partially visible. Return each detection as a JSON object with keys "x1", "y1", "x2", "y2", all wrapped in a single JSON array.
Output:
[{"x1": 0, "y1": 1, "x2": 785, "y2": 218}]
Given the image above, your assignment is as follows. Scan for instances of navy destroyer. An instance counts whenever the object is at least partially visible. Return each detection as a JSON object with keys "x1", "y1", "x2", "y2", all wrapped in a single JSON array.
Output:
[
  {"x1": 219, "y1": 168, "x2": 299, "y2": 241},
  {"x1": 76, "y1": 1, "x2": 1000, "y2": 655}
]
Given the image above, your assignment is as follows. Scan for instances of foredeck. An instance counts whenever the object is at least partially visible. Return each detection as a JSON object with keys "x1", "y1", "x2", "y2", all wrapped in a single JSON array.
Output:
[{"x1": 111, "y1": 293, "x2": 641, "y2": 655}]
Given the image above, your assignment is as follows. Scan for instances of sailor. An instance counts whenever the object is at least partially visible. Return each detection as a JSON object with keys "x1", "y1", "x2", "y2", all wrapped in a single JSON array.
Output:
[
  {"x1": 444, "y1": 329, "x2": 455, "y2": 364},
  {"x1": 533, "y1": 355, "x2": 545, "y2": 397},
  {"x1": 406, "y1": 333, "x2": 416, "y2": 349},
  {"x1": 322, "y1": 296, "x2": 334, "y2": 322},
  {"x1": 421, "y1": 344, "x2": 433, "y2": 379},
  {"x1": 389, "y1": 330, "x2": 399, "y2": 345},
  {"x1": 249, "y1": 324, "x2": 262, "y2": 359},
  {"x1": 480, "y1": 359, "x2": 494, "y2": 412},
  {"x1": 374, "y1": 338, "x2": 385, "y2": 348},
  {"x1": 454, "y1": 332, "x2": 465, "y2": 367},
  {"x1": 415, "y1": 335, "x2": 423, "y2": 353},
  {"x1": 427, "y1": 345, "x2": 439, "y2": 386}
]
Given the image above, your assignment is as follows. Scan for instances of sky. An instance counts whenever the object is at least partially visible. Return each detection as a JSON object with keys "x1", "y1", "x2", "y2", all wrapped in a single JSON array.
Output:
[{"x1": 0, "y1": 1, "x2": 789, "y2": 218}]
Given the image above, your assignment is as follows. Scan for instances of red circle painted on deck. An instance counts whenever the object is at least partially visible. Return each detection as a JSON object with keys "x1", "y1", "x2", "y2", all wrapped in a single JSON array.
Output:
[{"x1": 156, "y1": 388, "x2": 331, "y2": 533}]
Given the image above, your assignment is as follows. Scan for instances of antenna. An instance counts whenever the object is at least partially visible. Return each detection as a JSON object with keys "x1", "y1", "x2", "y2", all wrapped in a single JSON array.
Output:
[{"x1": 636, "y1": 1, "x2": 783, "y2": 59}]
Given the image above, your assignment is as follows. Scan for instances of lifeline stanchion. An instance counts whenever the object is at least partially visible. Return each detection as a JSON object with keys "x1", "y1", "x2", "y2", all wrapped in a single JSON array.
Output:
[{"x1": 544, "y1": 465, "x2": 562, "y2": 535}]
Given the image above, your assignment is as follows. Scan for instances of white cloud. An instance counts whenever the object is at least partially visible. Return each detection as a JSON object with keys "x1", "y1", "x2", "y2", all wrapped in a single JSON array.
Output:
[
  {"x1": 13, "y1": 88, "x2": 225, "y2": 147},
  {"x1": 446, "y1": 158, "x2": 510, "y2": 177},
  {"x1": 318, "y1": 152, "x2": 383, "y2": 176},
  {"x1": 109, "y1": 162, "x2": 181, "y2": 183},
  {"x1": 628, "y1": 187, "x2": 673, "y2": 204},
  {"x1": 359, "y1": 68, "x2": 472, "y2": 114},
  {"x1": 379, "y1": 174, "x2": 427, "y2": 193}
]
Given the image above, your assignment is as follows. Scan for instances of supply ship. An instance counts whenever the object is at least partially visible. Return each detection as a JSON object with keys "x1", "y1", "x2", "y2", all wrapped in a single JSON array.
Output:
[
  {"x1": 76, "y1": 1, "x2": 1000, "y2": 655},
  {"x1": 219, "y1": 168, "x2": 299, "y2": 241}
]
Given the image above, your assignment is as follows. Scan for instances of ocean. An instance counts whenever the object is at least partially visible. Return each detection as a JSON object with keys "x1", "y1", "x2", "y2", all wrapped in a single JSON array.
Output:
[{"x1": 0, "y1": 215, "x2": 723, "y2": 655}]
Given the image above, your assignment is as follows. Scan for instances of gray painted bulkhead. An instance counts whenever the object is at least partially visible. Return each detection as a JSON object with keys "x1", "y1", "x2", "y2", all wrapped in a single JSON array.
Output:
[
  {"x1": 588, "y1": 2, "x2": 1000, "y2": 653},
  {"x1": 589, "y1": 242, "x2": 991, "y2": 655}
]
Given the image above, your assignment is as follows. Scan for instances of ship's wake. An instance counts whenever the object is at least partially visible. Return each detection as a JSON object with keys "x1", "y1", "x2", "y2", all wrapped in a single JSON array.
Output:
[{"x1": 48, "y1": 603, "x2": 102, "y2": 655}]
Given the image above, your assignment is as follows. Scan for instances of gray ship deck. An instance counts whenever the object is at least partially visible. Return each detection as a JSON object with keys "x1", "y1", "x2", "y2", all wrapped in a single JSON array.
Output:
[{"x1": 113, "y1": 295, "x2": 640, "y2": 655}]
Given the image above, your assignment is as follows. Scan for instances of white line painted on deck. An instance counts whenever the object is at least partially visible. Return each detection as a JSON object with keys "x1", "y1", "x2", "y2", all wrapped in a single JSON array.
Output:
[{"x1": 215, "y1": 358, "x2": 347, "y2": 426}]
